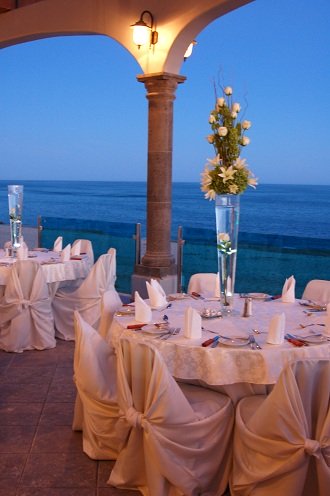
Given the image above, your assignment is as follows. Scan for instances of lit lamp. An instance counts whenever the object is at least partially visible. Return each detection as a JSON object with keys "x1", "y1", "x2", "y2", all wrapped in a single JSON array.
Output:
[
  {"x1": 184, "y1": 40, "x2": 197, "y2": 61},
  {"x1": 131, "y1": 10, "x2": 158, "y2": 49}
]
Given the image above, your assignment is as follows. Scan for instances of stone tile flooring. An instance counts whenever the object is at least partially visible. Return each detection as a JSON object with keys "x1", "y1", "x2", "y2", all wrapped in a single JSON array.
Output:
[{"x1": 0, "y1": 339, "x2": 140, "y2": 496}]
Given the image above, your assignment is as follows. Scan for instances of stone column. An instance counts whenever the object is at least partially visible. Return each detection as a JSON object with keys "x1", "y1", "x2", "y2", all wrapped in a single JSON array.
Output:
[{"x1": 135, "y1": 72, "x2": 186, "y2": 281}]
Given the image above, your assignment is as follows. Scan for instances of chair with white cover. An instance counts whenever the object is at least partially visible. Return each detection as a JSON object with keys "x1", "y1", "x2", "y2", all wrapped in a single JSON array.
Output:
[
  {"x1": 0, "y1": 260, "x2": 56, "y2": 352},
  {"x1": 72, "y1": 311, "x2": 124, "y2": 459},
  {"x1": 98, "y1": 289, "x2": 122, "y2": 339},
  {"x1": 231, "y1": 359, "x2": 330, "y2": 496},
  {"x1": 72, "y1": 238, "x2": 94, "y2": 267},
  {"x1": 302, "y1": 279, "x2": 330, "y2": 304},
  {"x1": 52, "y1": 249, "x2": 120, "y2": 340},
  {"x1": 109, "y1": 336, "x2": 234, "y2": 496},
  {"x1": 187, "y1": 272, "x2": 220, "y2": 298}
]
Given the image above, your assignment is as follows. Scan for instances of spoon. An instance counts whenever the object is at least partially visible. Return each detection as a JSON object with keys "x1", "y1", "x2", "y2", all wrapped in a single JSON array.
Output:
[{"x1": 252, "y1": 328, "x2": 266, "y2": 334}]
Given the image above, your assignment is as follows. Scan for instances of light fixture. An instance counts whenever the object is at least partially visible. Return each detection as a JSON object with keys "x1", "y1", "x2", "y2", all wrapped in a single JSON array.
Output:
[
  {"x1": 131, "y1": 10, "x2": 158, "y2": 49},
  {"x1": 184, "y1": 40, "x2": 197, "y2": 61}
]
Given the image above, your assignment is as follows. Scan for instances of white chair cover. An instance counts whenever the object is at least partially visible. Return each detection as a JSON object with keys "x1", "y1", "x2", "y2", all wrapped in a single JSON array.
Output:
[
  {"x1": 98, "y1": 289, "x2": 122, "y2": 339},
  {"x1": 109, "y1": 337, "x2": 234, "y2": 496},
  {"x1": 72, "y1": 311, "x2": 123, "y2": 459},
  {"x1": 231, "y1": 359, "x2": 330, "y2": 496},
  {"x1": 72, "y1": 238, "x2": 94, "y2": 267},
  {"x1": 0, "y1": 260, "x2": 56, "y2": 352},
  {"x1": 52, "y1": 250, "x2": 120, "y2": 340},
  {"x1": 302, "y1": 280, "x2": 330, "y2": 304},
  {"x1": 187, "y1": 272, "x2": 218, "y2": 297}
]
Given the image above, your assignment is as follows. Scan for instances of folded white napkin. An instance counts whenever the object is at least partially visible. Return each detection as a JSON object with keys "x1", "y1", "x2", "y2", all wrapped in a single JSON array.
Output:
[
  {"x1": 60, "y1": 243, "x2": 71, "y2": 262},
  {"x1": 146, "y1": 278, "x2": 167, "y2": 309},
  {"x1": 215, "y1": 272, "x2": 220, "y2": 298},
  {"x1": 282, "y1": 275, "x2": 296, "y2": 303},
  {"x1": 324, "y1": 303, "x2": 330, "y2": 337},
  {"x1": 53, "y1": 236, "x2": 63, "y2": 252},
  {"x1": 16, "y1": 244, "x2": 28, "y2": 260},
  {"x1": 266, "y1": 312, "x2": 286, "y2": 344},
  {"x1": 71, "y1": 240, "x2": 81, "y2": 256},
  {"x1": 183, "y1": 306, "x2": 202, "y2": 339},
  {"x1": 134, "y1": 291, "x2": 152, "y2": 323}
]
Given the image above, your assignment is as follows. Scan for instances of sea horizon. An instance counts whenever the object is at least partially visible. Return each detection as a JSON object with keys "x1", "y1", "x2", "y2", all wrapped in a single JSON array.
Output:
[{"x1": 0, "y1": 181, "x2": 329, "y2": 240}]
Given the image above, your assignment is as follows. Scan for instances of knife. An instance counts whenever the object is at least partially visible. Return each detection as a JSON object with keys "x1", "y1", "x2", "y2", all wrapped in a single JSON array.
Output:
[
  {"x1": 127, "y1": 323, "x2": 147, "y2": 329},
  {"x1": 191, "y1": 292, "x2": 205, "y2": 300},
  {"x1": 285, "y1": 334, "x2": 308, "y2": 346},
  {"x1": 202, "y1": 335, "x2": 220, "y2": 347}
]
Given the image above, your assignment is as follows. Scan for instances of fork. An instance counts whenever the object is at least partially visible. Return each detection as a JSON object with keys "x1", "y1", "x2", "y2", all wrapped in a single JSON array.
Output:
[
  {"x1": 248, "y1": 334, "x2": 262, "y2": 350},
  {"x1": 157, "y1": 328, "x2": 181, "y2": 340}
]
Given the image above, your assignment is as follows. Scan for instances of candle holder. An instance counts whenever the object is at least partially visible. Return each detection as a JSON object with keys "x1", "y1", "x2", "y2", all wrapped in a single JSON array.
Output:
[{"x1": 8, "y1": 185, "x2": 24, "y2": 256}]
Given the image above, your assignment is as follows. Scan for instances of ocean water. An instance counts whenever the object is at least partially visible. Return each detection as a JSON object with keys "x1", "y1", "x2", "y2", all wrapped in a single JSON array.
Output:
[{"x1": 0, "y1": 180, "x2": 329, "y2": 240}]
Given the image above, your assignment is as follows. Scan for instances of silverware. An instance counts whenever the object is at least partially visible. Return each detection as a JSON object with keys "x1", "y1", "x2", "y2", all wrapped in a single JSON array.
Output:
[
  {"x1": 248, "y1": 334, "x2": 262, "y2": 349},
  {"x1": 157, "y1": 328, "x2": 180, "y2": 340},
  {"x1": 299, "y1": 323, "x2": 325, "y2": 328},
  {"x1": 252, "y1": 328, "x2": 267, "y2": 334}
]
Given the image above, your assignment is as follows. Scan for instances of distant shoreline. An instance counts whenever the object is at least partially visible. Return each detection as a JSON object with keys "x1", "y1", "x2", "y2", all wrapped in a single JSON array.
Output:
[{"x1": 0, "y1": 180, "x2": 329, "y2": 187}]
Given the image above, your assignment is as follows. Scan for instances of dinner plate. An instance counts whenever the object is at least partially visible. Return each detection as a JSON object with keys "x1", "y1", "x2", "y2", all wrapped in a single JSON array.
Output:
[
  {"x1": 299, "y1": 300, "x2": 326, "y2": 310},
  {"x1": 140, "y1": 324, "x2": 169, "y2": 335},
  {"x1": 243, "y1": 293, "x2": 270, "y2": 300},
  {"x1": 218, "y1": 336, "x2": 250, "y2": 347},
  {"x1": 168, "y1": 293, "x2": 189, "y2": 300},
  {"x1": 115, "y1": 308, "x2": 135, "y2": 316},
  {"x1": 302, "y1": 334, "x2": 329, "y2": 345}
]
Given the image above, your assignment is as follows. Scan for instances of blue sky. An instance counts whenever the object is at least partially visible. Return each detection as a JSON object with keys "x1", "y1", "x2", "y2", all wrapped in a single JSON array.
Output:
[{"x1": 1, "y1": 0, "x2": 329, "y2": 184}]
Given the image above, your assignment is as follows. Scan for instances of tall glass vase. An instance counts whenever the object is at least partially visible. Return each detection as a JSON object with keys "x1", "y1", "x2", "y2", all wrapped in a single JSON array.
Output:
[
  {"x1": 215, "y1": 194, "x2": 240, "y2": 314},
  {"x1": 8, "y1": 185, "x2": 24, "y2": 255}
]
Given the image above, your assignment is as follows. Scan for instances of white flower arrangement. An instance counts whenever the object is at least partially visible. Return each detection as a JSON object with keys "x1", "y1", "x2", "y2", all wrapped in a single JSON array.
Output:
[{"x1": 201, "y1": 85, "x2": 258, "y2": 199}]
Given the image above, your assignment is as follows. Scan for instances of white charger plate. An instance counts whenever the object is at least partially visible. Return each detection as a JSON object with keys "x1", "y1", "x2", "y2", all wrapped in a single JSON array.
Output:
[
  {"x1": 303, "y1": 334, "x2": 329, "y2": 345},
  {"x1": 218, "y1": 336, "x2": 250, "y2": 347},
  {"x1": 245, "y1": 293, "x2": 270, "y2": 300},
  {"x1": 140, "y1": 324, "x2": 169, "y2": 335}
]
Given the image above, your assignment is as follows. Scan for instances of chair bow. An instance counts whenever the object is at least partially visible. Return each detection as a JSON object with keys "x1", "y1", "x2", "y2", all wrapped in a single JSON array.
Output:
[
  {"x1": 126, "y1": 406, "x2": 145, "y2": 429},
  {"x1": 304, "y1": 438, "x2": 321, "y2": 458},
  {"x1": 21, "y1": 299, "x2": 31, "y2": 310}
]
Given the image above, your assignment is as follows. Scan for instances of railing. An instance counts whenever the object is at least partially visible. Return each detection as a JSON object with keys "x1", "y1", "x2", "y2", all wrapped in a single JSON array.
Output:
[
  {"x1": 38, "y1": 216, "x2": 138, "y2": 294},
  {"x1": 181, "y1": 227, "x2": 330, "y2": 298},
  {"x1": 36, "y1": 216, "x2": 330, "y2": 298}
]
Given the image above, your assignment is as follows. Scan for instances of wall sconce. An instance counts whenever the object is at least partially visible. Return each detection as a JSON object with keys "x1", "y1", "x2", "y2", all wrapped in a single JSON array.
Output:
[
  {"x1": 184, "y1": 40, "x2": 197, "y2": 61},
  {"x1": 131, "y1": 10, "x2": 158, "y2": 49}
]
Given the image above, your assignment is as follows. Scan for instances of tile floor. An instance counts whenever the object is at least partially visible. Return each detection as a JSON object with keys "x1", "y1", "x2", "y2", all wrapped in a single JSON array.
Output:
[{"x1": 0, "y1": 339, "x2": 140, "y2": 496}]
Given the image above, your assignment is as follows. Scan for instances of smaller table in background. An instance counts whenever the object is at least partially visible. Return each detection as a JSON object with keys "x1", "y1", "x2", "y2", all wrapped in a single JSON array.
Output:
[{"x1": 0, "y1": 248, "x2": 91, "y2": 297}]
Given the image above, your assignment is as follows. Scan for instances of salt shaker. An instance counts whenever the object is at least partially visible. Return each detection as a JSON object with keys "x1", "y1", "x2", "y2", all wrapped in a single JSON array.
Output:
[{"x1": 242, "y1": 297, "x2": 252, "y2": 317}]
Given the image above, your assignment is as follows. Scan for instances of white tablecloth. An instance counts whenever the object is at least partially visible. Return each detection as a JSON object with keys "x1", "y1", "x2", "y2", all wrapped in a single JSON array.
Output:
[
  {"x1": 0, "y1": 249, "x2": 90, "y2": 285},
  {"x1": 109, "y1": 296, "x2": 330, "y2": 388}
]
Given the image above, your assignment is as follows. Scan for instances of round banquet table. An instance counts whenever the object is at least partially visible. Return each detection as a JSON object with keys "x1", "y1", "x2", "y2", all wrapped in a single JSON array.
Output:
[
  {"x1": 0, "y1": 248, "x2": 90, "y2": 296},
  {"x1": 108, "y1": 295, "x2": 330, "y2": 403}
]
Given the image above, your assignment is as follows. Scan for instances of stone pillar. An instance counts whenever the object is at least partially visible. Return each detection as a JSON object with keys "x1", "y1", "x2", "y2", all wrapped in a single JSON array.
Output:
[{"x1": 135, "y1": 72, "x2": 186, "y2": 281}]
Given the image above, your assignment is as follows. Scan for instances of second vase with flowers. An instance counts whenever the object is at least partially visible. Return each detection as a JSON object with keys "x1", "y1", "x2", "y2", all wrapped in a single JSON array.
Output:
[{"x1": 201, "y1": 85, "x2": 258, "y2": 314}]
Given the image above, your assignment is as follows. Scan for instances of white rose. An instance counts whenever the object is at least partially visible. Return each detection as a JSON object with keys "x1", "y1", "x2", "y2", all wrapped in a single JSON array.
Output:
[
  {"x1": 242, "y1": 120, "x2": 252, "y2": 130},
  {"x1": 231, "y1": 111, "x2": 237, "y2": 119},
  {"x1": 209, "y1": 114, "x2": 216, "y2": 124},
  {"x1": 217, "y1": 97, "x2": 225, "y2": 107},
  {"x1": 207, "y1": 134, "x2": 215, "y2": 144},
  {"x1": 232, "y1": 102, "x2": 241, "y2": 112},
  {"x1": 218, "y1": 126, "x2": 228, "y2": 137},
  {"x1": 241, "y1": 136, "x2": 250, "y2": 146},
  {"x1": 224, "y1": 86, "x2": 232, "y2": 95},
  {"x1": 218, "y1": 232, "x2": 230, "y2": 242}
]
